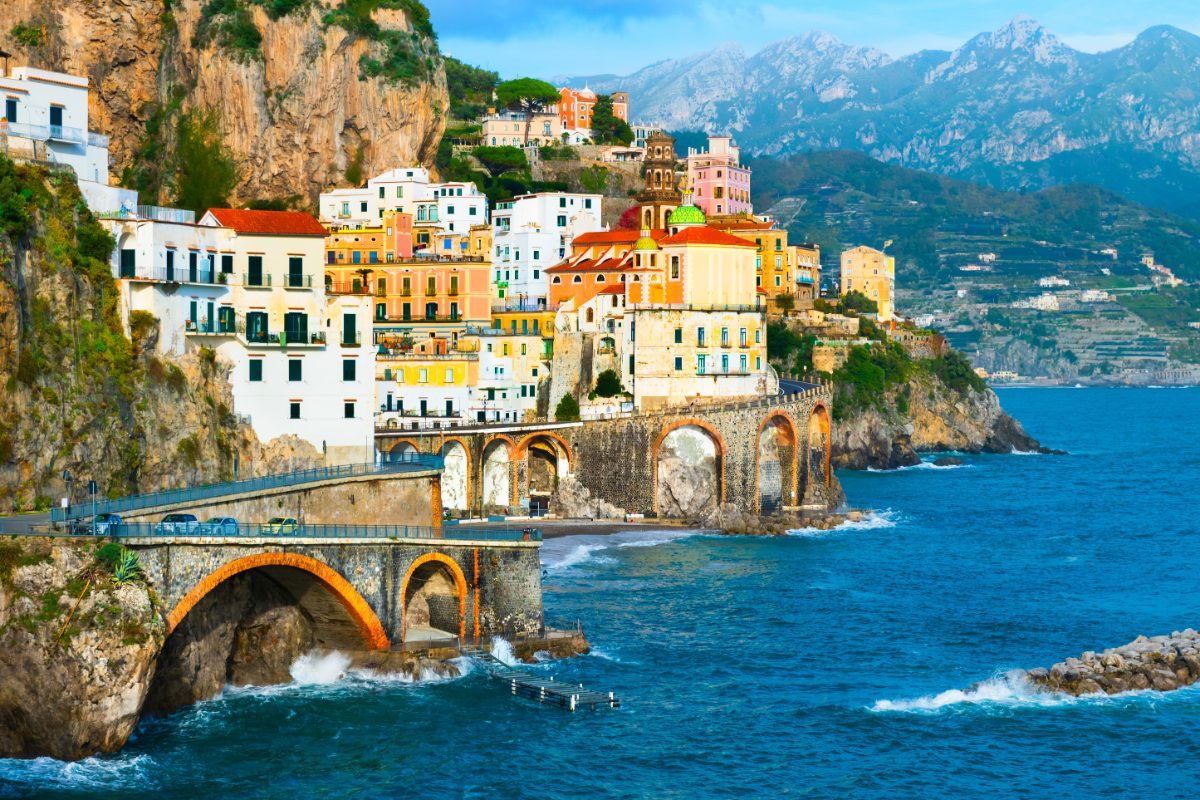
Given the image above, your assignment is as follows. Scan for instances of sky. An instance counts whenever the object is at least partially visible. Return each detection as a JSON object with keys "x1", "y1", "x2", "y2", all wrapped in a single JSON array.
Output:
[{"x1": 425, "y1": 0, "x2": 1200, "y2": 78}]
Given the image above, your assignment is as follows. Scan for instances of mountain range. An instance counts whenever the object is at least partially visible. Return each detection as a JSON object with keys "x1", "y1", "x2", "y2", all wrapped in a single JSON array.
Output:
[{"x1": 565, "y1": 19, "x2": 1200, "y2": 218}]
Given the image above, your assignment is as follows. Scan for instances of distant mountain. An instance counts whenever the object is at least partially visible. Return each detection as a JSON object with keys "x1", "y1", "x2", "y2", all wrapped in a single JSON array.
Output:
[{"x1": 566, "y1": 19, "x2": 1200, "y2": 218}]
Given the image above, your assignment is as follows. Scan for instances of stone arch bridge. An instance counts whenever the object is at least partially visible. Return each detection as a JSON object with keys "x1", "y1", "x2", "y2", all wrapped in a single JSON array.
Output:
[{"x1": 376, "y1": 384, "x2": 837, "y2": 519}]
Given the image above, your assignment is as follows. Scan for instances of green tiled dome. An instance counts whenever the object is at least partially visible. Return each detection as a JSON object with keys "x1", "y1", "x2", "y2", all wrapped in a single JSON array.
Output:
[
  {"x1": 633, "y1": 229, "x2": 658, "y2": 250},
  {"x1": 668, "y1": 204, "x2": 706, "y2": 226}
]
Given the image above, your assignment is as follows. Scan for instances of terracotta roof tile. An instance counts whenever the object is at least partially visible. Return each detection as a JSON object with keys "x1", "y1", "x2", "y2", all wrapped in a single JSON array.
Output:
[
  {"x1": 205, "y1": 209, "x2": 328, "y2": 236},
  {"x1": 573, "y1": 228, "x2": 667, "y2": 246},
  {"x1": 599, "y1": 284, "x2": 626, "y2": 295},
  {"x1": 660, "y1": 226, "x2": 759, "y2": 247}
]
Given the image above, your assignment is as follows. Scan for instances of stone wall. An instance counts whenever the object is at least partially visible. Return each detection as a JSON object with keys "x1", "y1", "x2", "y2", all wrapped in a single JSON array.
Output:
[
  {"x1": 120, "y1": 472, "x2": 441, "y2": 529},
  {"x1": 132, "y1": 540, "x2": 543, "y2": 646}
]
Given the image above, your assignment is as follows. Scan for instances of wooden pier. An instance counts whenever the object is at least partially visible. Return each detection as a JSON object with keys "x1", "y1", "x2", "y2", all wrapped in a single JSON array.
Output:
[{"x1": 463, "y1": 646, "x2": 620, "y2": 711}]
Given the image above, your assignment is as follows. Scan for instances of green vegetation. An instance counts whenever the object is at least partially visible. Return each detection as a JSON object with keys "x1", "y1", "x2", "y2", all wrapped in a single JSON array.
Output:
[
  {"x1": 766, "y1": 320, "x2": 817, "y2": 376},
  {"x1": 10, "y1": 22, "x2": 45, "y2": 47},
  {"x1": 344, "y1": 142, "x2": 367, "y2": 186},
  {"x1": 172, "y1": 110, "x2": 240, "y2": 216},
  {"x1": 495, "y1": 77, "x2": 560, "y2": 147},
  {"x1": 589, "y1": 95, "x2": 634, "y2": 146},
  {"x1": 445, "y1": 56, "x2": 498, "y2": 120},
  {"x1": 472, "y1": 146, "x2": 527, "y2": 176},
  {"x1": 832, "y1": 343, "x2": 913, "y2": 419},
  {"x1": 0, "y1": 544, "x2": 51, "y2": 588},
  {"x1": 195, "y1": 0, "x2": 263, "y2": 59},
  {"x1": 554, "y1": 394, "x2": 581, "y2": 422},
  {"x1": 579, "y1": 165, "x2": 609, "y2": 194},
  {"x1": 594, "y1": 369, "x2": 623, "y2": 398},
  {"x1": 1115, "y1": 286, "x2": 1200, "y2": 330}
]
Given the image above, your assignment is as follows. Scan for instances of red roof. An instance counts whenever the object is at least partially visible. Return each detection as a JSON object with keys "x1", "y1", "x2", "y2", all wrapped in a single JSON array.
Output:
[
  {"x1": 546, "y1": 257, "x2": 630, "y2": 274},
  {"x1": 573, "y1": 229, "x2": 666, "y2": 246},
  {"x1": 660, "y1": 226, "x2": 759, "y2": 247},
  {"x1": 599, "y1": 284, "x2": 627, "y2": 295},
  {"x1": 206, "y1": 209, "x2": 328, "y2": 237},
  {"x1": 714, "y1": 220, "x2": 774, "y2": 231}
]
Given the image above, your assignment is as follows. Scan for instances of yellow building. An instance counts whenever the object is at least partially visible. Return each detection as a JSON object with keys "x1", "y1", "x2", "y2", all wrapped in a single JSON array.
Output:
[
  {"x1": 840, "y1": 245, "x2": 895, "y2": 322},
  {"x1": 792, "y1": 242, "x2": 821, "y2": 302},
  {"x1": 710, "y1": 216, "x2": 822, "y2": 310}
]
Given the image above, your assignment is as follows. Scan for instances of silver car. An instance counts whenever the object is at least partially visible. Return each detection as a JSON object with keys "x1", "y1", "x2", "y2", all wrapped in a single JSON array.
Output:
[
  {"x1": 199, "y1": 516, "x2": 239, "y2": 536},
  {"x1": 71, "y1": 513, "x2": 122, "y2": 536},
  {"x1": 155, "y1": 513, "x2": 199, "y2": 535}
]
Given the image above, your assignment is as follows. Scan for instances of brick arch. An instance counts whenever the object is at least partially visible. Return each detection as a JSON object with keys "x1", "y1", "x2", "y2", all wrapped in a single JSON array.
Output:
[
  {"x1": 482, "y1": 435, "x2": 519, "y2": 508},
  {"x1": 515, "y1": 431, "x2": 574, "y2": 469},
  {"x1": 438, "y1": 436, "x2": 473, "y2": 507},
  {"x1": 400, "y1": 552, "x2": 469, "y2": 642},
  {"x1": 651, "y1": 418, "x2": 727, "y2": 516},
  {"x1": 756, "y1": 410, "x2": 800, "y2": 512},
  {"x1": 165, "y1": 552, "x2": 388, "y2": 651},
  {"x1": 386, "y1": 437, "x2": 423, "y2": 454},
  {"x1": 808, "y1": 403, "x2": 832, "y2": 488}
]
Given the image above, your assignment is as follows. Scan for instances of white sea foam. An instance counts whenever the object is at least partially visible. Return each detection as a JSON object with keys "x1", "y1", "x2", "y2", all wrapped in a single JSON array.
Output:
[
  {"x1": 838, "y1": 509, "x2": 900, "y2": 531},
  {"x1": 870, "y1": 671, "x2": 1200, "y2": 713},
  {"x1": 0, "y1": 753, "x2": 157, "y2": 792},
  {"x1": 541, "y1": 529, "x2": 698, "y2": 571},
  {"x1": 867, "y1": 460, "x2": 970, "y2": 473},
  {"x1": 490, "y1": 636, "x2": 519, "y2": 667},
  {"x1": 289, "y1": 650, "x2": 352, "y2": 685}
]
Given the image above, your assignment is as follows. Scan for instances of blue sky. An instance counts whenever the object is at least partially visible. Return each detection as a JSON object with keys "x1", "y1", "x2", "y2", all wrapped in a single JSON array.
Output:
[{"x1": 425, "y1": 0, "x2": 1200, "y2": 78}]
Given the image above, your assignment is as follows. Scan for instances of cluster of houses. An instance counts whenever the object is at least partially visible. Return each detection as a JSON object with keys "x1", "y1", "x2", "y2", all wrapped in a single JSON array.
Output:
[{"x1": 2, "y1": 63, "x2": 903, "y2": 472}]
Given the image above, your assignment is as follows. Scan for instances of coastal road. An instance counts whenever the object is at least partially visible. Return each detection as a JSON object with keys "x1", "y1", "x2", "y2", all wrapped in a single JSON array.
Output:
[{"x1": 780, "y1": 379, "x2": 822, "y2": 394}]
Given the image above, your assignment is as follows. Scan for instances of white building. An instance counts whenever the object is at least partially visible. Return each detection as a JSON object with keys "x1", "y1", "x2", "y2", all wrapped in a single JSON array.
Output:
[
  {"x1": 631, "y1": 123, "x2": 661, "y2": 150},
  {"x1": 492, "y1": 192, "x2": 603, "y2": 307},
  {"x1": 1038, "y1": 276, "x2": 1070, "y2": 287},
  {"x1": 318, "y1": 168, "x2": 488, "y2": 236},
  {"x1": 471, "y1": 328, "x2": 545, "y2": 423},
  {"x1": 1, "y1": 64, "x2": 133, "y2": 213}
]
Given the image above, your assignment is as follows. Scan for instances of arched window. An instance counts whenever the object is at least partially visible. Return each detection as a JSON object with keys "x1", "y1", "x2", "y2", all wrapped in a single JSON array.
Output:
[
  {"x1": 552, "y1": 276, "x2": 562, "y2": 284},
  {"x1": 595, "y1": 274, "x2": 606, "y2": 283},
  {"x1": 573, "y1": 275, "x2": 583, "y2": 284},
  {"x1": 585, "y1": 308, "x2": 594, "y2": 323}
]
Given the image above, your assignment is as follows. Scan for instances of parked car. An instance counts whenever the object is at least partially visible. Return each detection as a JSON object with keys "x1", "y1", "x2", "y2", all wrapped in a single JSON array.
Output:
[
  {"x1": 198, "y1": 516, "x2": 239, "y2": 536},
  {"x1": 71, "y1": 513, "x2": 122, "y2": 535},
  {"x1": 155, "y1": 513, "x2": 200, "y2": 535},
  {"x1": 265, "y1": 517, "x2": 299, "y2": 535}
]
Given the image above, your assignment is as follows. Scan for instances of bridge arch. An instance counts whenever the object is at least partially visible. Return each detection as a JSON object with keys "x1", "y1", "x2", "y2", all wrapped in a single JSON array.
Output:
[
  {"x1": 652, "y1": 419, "x2": 726, "y2": 519},
  {"x1": 482, "y1": 436, "x2": 517, "y2": 511},
  {"x1": 400, "y1": 552, "x2": 469, "y2": 642},
  {"x1": 756, "y1": 410, "x2": 799, "y2": 513},
  {"x1": 386, "y1": 438, "x2": 422, "y2": 459},
  {"x1": 807, "y1": 404, "x2": 832, "y2": 491},
  {"x1": 439, "y1": 437, "x2": 471, "y2": 512},
  {"x1": 517, "y1": 432, "x2": 573, "y2": 510},
  {"x1": 165, "y1": 552, "x2": 389, "y2": 650}
]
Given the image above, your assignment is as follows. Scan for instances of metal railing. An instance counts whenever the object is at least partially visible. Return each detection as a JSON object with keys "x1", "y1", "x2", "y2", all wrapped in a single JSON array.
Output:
[
  {"x1": 126, "y1": 266, "x2": 221, "y2": 285},
  {"x1": 88, "y1": 131, "x2": 110, "y2": 149},
  {"x1": 99, "y1": 522, "x2": 540, "y2": 542},
  {"x1": 284, "y1": 274, "x2": 313, "y2": 289},
  {"x1": 50, "y1": 455, "x2": 444, "y2": 523},
  {"x1": 243, "y1": 273, "x2": 272, "y2": 288},
  {"x1": 4, "y1": 121, "x2": 85, "y2": 144},
  {"x1": 137, "y1": 205, "x2": 194, "y2": 224},
  {"x1": 326, "y1": 283, "x2": 372, "y2": 295}
]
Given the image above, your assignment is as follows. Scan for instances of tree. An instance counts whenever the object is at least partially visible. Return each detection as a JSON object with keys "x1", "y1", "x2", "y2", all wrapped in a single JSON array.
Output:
[
  {"x1": 579, "y1": 165, "x2": 608, "y2": 194},
  {"x1": 172, "y1": 109, "x2": 239, "y2": 216},
  {"x1": 590, "y1": 95, "x2": 633, "y2": 146},
  {"x1": 554, "y1": 393, "x2": 581, "y2": 421},
  {"x1": 840, "y1": 290, "x2": 879, "y2": 315},
  {"x1": 617, "y1": 206, "x2": 642, "y2": 230},
  {"x1": 594, "y1": 369, "x2": 623, "y2": 398},
  {"x1": 444, "y1": 56, "x2": 498, "y2": 120},
  {"x1": 773, "y1": 293, "x2": 796, "y2": 314},
  {"x1": 472, "y1": 145, "x2": 527, "y2": 176},
  {"x1": 496, "y1": 77, "x2": 560, "y2": 146}
]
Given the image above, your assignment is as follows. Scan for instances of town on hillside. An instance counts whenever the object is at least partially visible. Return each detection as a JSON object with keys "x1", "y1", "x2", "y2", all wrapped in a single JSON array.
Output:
[{"x1": 1, "y1": 61, "x2": 923, "y2": 513}]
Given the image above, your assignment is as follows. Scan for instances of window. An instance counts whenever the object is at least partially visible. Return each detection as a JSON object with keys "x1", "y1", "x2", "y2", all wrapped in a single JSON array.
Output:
[
  {"x1": 559, "y1": 198, "x2": 567, "y2": 208},
  {"x1": 775, "y1": 276, "x2": 782, "y2": 287},
  {"x1": 585, "y1": 199, "x2": 593, "y2": 209},
  {"x1": 248, "y1": 359, "x2": 263, "y2": 382},
  {"x1": 674, "y1": 327, "x2": 683, "y2": 344},
  {"x1": 246, "y1": 311, "x2": 268, "y2": 343},
  {"x1": 427, "y1": 276, "x2": 436, "y2": 296},
  {"x1": 533, "y1": 249, "x2": 540, "y2": 260},
  {"x1": 740, "y1": 328, "x2": 748, "y2": 347},
  {"x1": 284, "y1": 312, "x2": 308, "y2": 344},
  {"x1": 288, "y1": 256, "x2": 304, "y2": 288},
  {"x1": 697, "y1": 328, "x2": 706, "y2": 347},
  {"x1": 533, "y1": 269, "x2": 540, "y2": 279},
  {"x1": 289, "y1": 359, "x2": 302, "y2": 381},
  {"x1": 552, "y1": 276, "x2": 562, "y2": 284},
  {"x1": 445, "y1": 368, "x2": 454, "y2": 383},
  {"x1": 521, "y1": 343, "x2": 527, "y2": 355},
  {"x1": 221, "y1": 254, "x2": 233, "y2": 274},
  {"x1": 247, "y1": 255, "x2": 264, "y2": 286},
  {"x1": 290, "y1": 401, "x2": 301, "y2": 419},
  {"x1": 595, "y1": 274, "x2": 606, "y2": 283},
  {"x1": 722, "y1": 354, "x2": 730, "y2": 372},
  {"x1": 376, "y1": 303, "x2": 386, "y2": 320},
  {"x1": 741, "y1": 354, "x2": 748, "y2": 373},
  {"x1": 670, "y1": 256, "x2": 680, "y2": 279},
  {"x1": 755, "y1": 329, "x2": 762, "y2": 344},
  {"x1": 343, "y1": 360, "x2": 356, "y2": 381},
  {"x1": 557, "y1": 215, "x2": 567, "y2": 227},
  {"x1": 573, "y1": 276, "x2": 582, "y2": 284},
  {"x1": 674, "y1": 356, "x2": 683, "y2": 371},
  {"x1": 344, "y1": 401, "x2": 355, "y2": 419},
  {"x1": 419, "y1": 369, "x2": 428, "y2": 383},
  {"x1": 698, "y1": 354, "x2": 707, "y2": 374}
]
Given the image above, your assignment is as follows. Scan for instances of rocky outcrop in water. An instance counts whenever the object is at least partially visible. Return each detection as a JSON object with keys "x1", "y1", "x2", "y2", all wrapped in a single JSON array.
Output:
[
  {"x1": 1026, "y1": 631, "x2": 1200, "y2": 696},
  {"x1": 834, "y1": 374, "x2": 1054, "y2": 470},
  {"x1": 703, "y1": 502, "x2": 855, "y2": 536},
  {"x1": 549, "y1": 475, "x2": 627, "y2": 520},
  {"x1": 0, "y1": 538, "x2": 163, "y2": 761}
]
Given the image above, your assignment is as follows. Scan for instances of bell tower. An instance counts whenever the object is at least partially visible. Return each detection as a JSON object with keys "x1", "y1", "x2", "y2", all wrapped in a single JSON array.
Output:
[{"x1": 636, "y1": 131, "x2": 682, "y2": 230}]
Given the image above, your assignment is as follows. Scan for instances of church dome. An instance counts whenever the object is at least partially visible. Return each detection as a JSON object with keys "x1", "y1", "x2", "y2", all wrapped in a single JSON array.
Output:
[
  {"x1": 668, "y1": 203, "x2": 706, "y2": 226},
  {"x1": 633, "y1": 228, "x2": 658, "y2": 251}
]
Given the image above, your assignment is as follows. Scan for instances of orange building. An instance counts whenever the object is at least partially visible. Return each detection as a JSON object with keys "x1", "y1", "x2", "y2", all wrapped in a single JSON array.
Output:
[
  {"x1": 325, "y1": 210, "x2": 414, "y2": 280},
  {"x1": 557, "y1": 87, "x2": 628, "y2": 132},
  {"x1": 546, "y1": 228, "x2": 665, "y2": 309}
]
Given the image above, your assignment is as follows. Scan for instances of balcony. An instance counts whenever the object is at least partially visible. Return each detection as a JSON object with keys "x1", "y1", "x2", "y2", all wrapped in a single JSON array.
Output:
[
  {"x1": 137, "y1": 205, "x2": 194, "y2": 224},
  {"x1": 243, "y1": 273, "x2": 271, "y2": 288},
  {"x1": 326, "y1": 282, "x2": 371, "y2": 295},
  {"x1": 243, "y1": 329, "x2": 327, "y2": 347},
  {"x1": 341, "y1": 336, "x2": 362, "y2": 348},
  {"x1": 123, "y1": 266, "x2": 224, "y2": 285},
  {"x1": 87, "y1": 132, "x2": 110, "y2": 149},
  {"x1": 283, "y1": 274, "x2": 313, "y2": 290},
  {"x1": 185, "y1": 320, "x2": 237, "y2": 336},
  {"x1": 3, "y1": 121, "x2": 85, "y2": 145}
]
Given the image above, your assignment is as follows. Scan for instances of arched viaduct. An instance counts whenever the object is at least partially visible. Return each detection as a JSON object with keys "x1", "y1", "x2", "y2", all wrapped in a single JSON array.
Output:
[{"x1": 376, "y1": 384, "x2": 837, "y2": 519}]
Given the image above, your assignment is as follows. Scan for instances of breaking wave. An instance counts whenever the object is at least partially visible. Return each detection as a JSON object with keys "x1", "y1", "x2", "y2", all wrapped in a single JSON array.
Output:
[
  {"x1": 290, "y1": 650, "x2": 352, "y2": 685},
  {"x1": 541, "y1": 529, "x2": 698, "y2": 571},
  {"x1": 867, "y1": 460, "x2": 970, "y2": 473},
  {"x1": 0, "y1": 753, "x2": 158, "y2": 795}
]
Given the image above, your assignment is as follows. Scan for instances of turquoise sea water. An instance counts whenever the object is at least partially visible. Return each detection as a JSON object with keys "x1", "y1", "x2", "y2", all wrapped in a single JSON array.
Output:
[{"x1": 3, "y1": 387, "x2": 1199, "y2": 799}]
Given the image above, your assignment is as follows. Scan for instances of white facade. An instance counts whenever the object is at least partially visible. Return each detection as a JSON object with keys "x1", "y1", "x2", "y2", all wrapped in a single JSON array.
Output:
[
  {"x1": 318, "y1": 168, "x2": 488, "y2": 235},
  {"x1": 492, "y1": 193, "x2": 603, "y2": 306},
  {"x1": 0, "y1": 66, "x2": 110, "y2": 185},
  {"x1": 471, "y1": 331, "x2": 545, "y2": 423}
]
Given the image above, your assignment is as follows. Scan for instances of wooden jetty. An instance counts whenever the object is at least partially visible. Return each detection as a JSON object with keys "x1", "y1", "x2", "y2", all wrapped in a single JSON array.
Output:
[{"x1": 462, "y1": 646, "x2": 620, "y2": 711}]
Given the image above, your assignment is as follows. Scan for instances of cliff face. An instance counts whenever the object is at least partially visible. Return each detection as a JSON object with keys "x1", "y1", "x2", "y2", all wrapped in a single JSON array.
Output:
[
  {"x1": 833, "y1": 374, "x2": 1045, "y2": 470},
  {"x1": 0, "y1": 0, "x2": 448, "y2": 203},
  {"x1": 0, "y1": 538, "x2": 163, "y2": 760}
]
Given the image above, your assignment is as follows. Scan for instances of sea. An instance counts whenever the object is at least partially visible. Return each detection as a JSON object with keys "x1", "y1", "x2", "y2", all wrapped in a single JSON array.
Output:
[{"x1": 2, "y1": 386, "x2": 1198, "y2": 799}]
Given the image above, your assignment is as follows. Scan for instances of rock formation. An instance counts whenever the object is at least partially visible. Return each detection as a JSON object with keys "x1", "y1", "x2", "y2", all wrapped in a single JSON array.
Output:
[
  {"x1": 703, "y1": 502, "x2": 854, "y2": 536},
  {"x1": 1026, "y1": 631, "x2": 1200, "y2": 696},
  {"x1": 0, "y1": 538, "x2": 164, "y2": 760},
  {"x1": 0, "y1": 0, "x2": 448, "y2": 203},
  {"x1": 549, "y1": 474, "x2": 627, "y2": 520},
  {"x1": 833, "y1": 374, "x2": 1054, "y2": 470}
]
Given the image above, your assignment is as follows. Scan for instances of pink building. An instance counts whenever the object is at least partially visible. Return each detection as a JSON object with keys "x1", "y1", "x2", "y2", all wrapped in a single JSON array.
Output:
[{"x1": 686, "y1": 135, "x2": 752, "y2": 217}]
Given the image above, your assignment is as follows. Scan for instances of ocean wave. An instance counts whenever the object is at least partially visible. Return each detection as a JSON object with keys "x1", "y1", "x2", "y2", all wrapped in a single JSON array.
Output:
[
  {"x1": 541, "y1": 529, "x2": 698, "y2": 571},
  {"x1": 0, "y1": 753, "x2": 158, "y2": 794},
  {"x1": 866, "y1": 461, "x2": 970, "y2": 473},
  {"x1": 870, "y1": 671, "x2": 1200, "y2": 713},
  {"x1": 836, "y1": 510, "x2": 901, "y2": 532},
  {"x1": 290, "y1": 650, "x2": 352, "y2": 685}
]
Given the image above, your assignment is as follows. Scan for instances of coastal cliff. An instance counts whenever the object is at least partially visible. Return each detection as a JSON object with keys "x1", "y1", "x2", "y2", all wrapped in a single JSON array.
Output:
[
  {"x1": 0, "y1": 0, "x2": 448, "y2": 203},
  {"x1": 833, "y1": 374, "x2": 1046, "y2": 470}
]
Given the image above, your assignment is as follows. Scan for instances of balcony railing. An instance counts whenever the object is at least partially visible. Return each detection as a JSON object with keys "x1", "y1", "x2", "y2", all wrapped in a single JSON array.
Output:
[
  {"x1": 243, "y1": 273, "x2": 271, "y2": 288},
  {"x1": 136, "y1": 205, "x2": 195, "y2": 224},
  {"x1": 186, "y1": 320, "x2": 237, "y2": 335},
  {"x1": 122, "y1": 266, "x2": 223, "y2": 285},
  {"x1": 492, "y1": 301, "x2": 554, "y2": 312},
  {"x1": 3, "y1": 121, "x2": 85, "y2": 145},
  {"x1": 342, "y1": 336, "x2": 361, "y2": 347},
  {"x1": 326, "y1": 282, "x2": 371, "y2": 295},
  {"x1": 284, "y1": 274, "x2": 313, "y2": 289},
  {"x1": 87, "y1": 131, "x2": 110, "y2": 149}
]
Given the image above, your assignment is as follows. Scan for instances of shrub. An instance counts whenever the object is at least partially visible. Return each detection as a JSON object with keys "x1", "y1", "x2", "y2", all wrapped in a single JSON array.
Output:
[
  {"x1": 11, "y1": 22, "x2": 45, "y2": 47},
  {"x1": 554, "y1": 394, "x2": 580, "y2": 421},
  {"x1": 579, "y1": 165, "x2": 609, "y2": 194},
  {"x1": 173, "y1": 110, "x2": 239, "y2": 216},
  {"x1": 128, "y1": 310, "x2": 158, "y2": 342},
  {"x1": 930, "y1": 350, "x2": 985, "y2": 394},
  {"x1": 594, "y1": 369, "x2": 623, "y2": 398}
]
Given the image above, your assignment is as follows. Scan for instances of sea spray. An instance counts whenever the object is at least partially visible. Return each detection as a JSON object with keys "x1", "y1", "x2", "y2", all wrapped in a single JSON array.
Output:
[
  {"x1": 540, "y1": 529, "x2": 699, "y2": 571},
  {"x1": 490, "y1": 637, "x2": 518, "y2": 667},
  {"x1": 289, "y1": 651, "x2": 352, "y2": 685}
]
